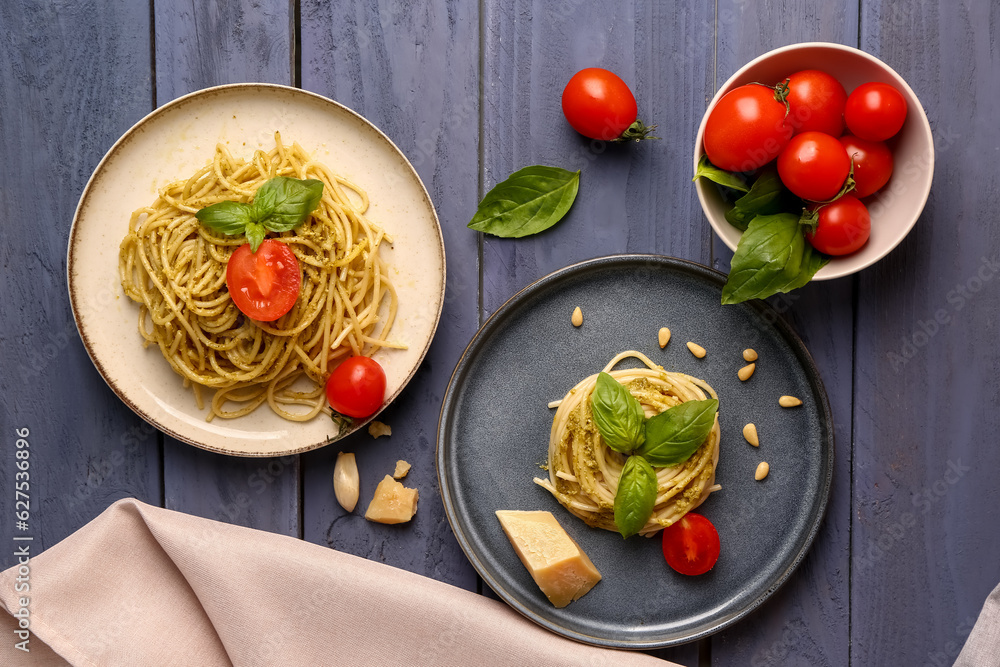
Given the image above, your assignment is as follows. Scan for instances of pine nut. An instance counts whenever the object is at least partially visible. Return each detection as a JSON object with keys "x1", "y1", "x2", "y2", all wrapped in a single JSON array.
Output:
[
  {"x1": 779, "y1": 395, "x2": 803, "y2": 408},
  {"x1": 571, "y1": 306, "x2": 583, "y2": 327},
  {"x1": 738, "y1": 363, "x2": 756, "y2": 381},
  {"x1": 743, "y1": 423, "x2": 759, "y2": 447},
  {"x1": 333, "y1": 452, "x2": 360, "y2": 512},
  {"x1": 755, "y1": 461, "x2": 770, "y2": 481},
  {"x1": 658, "y1": 327, "x2": 671, "y2": 348},
  {"x1": 686, "y1": 342, "x2": 706, "y2": 358},
  {"x1": 743, "y1": 348, "x2": 758, "y2": 362}
]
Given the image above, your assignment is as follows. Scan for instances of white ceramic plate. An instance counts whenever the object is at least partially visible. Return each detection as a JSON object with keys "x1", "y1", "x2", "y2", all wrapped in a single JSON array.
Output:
[{"x1": 68, "y1": 84, "x2": 445, "y2": 456}]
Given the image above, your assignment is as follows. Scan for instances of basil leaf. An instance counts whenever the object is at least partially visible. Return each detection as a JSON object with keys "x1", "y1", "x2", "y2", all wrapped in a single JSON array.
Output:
[
  {"x1": 591, "y1": 372, "x2": 646, "y2": 453},
  {"x1": 725, "y1": 169, "x2": 784, "y2": 231},
  {"x1": 245, "y1": 222, "x2": 266, "y2": 253},
  {"x1": 195, "y1": 201, "x2": 252, "y2": 235},
  {"x1": 614, "y1": 455, "x2": 658, "y2": 539},
  {"x1": 467, "y1": 165, "x2": 580, "y2": 238},
  {"x1": 253, "y1": 177, "x2": 325, "y2": 232},
  {"x1": 639, "y1": 399, "x2": 719, "y2": 467},
  {"x1": 693, "y1": 155, "x2": 750, "y2": 193},
  {"x1": 721, "y1": 213, "x2": 829, "y2": 305}
]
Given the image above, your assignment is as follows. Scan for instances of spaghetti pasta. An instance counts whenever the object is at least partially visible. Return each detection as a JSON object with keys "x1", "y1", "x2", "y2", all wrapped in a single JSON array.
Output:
[
  {"x1": 534, "y1": 351, "x2": 721, "y2": 537},
  {"x1": 118, "y1": 133, "x2": 400, "y2": 422}
]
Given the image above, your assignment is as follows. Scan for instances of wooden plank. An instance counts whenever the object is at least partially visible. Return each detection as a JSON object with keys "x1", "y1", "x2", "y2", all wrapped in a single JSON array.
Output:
[
  {"x1": 705, "y1": 3, "x2": 857, "y2": 665},
  {"x1": 298, "y1": 0, "x2": 481, "y2": 588},
  {"x1": 154, "y1": 0, "x2": 301, "y2": 535},
  {"x1": 481, "y1": 0, "x2": 713, "y2": 318},
  {"x1": 851, "y1": 2, "x2": 1000, "y2": 664},
  {"x1": 0, "y1": 0, "x2": 159, "y2": 567},
  {"x1": 480, "y1": 2, "x2": 714, "y2": 662}
]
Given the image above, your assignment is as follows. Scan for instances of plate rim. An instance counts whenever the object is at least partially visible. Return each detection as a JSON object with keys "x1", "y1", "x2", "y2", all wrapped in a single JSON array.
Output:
[
  {"x1": 436, "y1": 253, "x2": 835, "y2": 649},
  {"x1": 67, "y1": 82, "x2": 446, "y2": 457}
]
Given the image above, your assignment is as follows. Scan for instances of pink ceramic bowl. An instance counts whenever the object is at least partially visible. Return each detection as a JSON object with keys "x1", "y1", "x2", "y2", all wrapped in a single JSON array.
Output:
[{"x1": 694, "y1": 42, "x2": 934, "y2": 280}]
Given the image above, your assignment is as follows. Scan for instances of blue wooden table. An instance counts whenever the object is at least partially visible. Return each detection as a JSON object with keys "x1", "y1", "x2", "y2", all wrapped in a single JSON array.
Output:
[{"x1": 1, "y1": 1, "x2": 996, "y2": 664}]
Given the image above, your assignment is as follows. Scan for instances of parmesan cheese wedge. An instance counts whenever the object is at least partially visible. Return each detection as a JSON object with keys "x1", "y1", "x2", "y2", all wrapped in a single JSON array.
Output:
[{"x1": 495, "y1": 510, "x2": 602, "y2": 608}]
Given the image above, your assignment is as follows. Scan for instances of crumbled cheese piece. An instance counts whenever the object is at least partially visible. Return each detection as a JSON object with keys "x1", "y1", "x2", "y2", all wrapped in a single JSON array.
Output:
[
  {"x1": 368, "y1": 421, "x2": 392, "y2": 439},
  {"x1": 364, "y1": 475, "x2": 418, "y2": 524},
  {"x1": 392, "y1": 459, "x2": 411, "y2": 479}
]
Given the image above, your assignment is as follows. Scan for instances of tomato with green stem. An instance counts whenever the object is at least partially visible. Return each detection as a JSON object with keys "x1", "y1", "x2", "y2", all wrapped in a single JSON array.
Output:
[
  {"x1": 804, "y1": 195, "x2": 871, "y2": 256},
  {"x1": 561, "y1": 68, "x2": 657, "y2": 142},
  {"x1": 777, "y1": 131, "x2": 852, "y2": 201},
  {"x1": 226, "y1": 239, "x2": 301, "y2": 322},
  {"x1": 661, "y1": 512, "x2": 721, "y2": 576},
  {"x1": 839, "y1": 135, "x2": 893, "y2": 197},
  {"x1": 703, "y1": 82, "x2": 794, "y2": 172},
  {"x1": 325, "y1": 356, "x2": 386, "y2": 419}
]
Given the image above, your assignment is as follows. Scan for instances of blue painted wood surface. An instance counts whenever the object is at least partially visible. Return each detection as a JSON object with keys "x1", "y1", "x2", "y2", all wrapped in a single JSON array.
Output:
[{"x1": 1, "y1": 1, "x2": 997, "y2": 665}]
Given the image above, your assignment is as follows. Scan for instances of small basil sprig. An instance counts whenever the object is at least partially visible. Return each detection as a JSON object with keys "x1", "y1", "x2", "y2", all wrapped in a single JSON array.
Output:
[
  {"x1": 195, "y1": 176, "x2": 324, "y2": 252},
  {"x1": 591, "y1": 372, "x2": 645, "y2": 453},
  {"x1": 614, "y1": 456, "x2": 658, "y2": 539},
  {"x1": 467, "y1": 165, "x2": 580, "y2": 238},
  {"x1": 722, "y1": 213, "x2": 829, "y2": 305},
  {"x1": 724, "y1": 169, "x2": 784, "y2": 231},
  {"x1": 590, "y1": 374, "x2": 719, "y2": 538},
  {"x1": 640, "y1": 399, "x2": 719, "y2": 466},
  {"x1": 693, "y1": 155, "x2": 749, "y2": 193}
]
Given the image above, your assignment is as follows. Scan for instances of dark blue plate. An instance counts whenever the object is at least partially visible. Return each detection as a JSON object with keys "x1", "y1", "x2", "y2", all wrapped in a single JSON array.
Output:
[{"x1": 436, "y1": 255, "x2": 834, "y2": 649}]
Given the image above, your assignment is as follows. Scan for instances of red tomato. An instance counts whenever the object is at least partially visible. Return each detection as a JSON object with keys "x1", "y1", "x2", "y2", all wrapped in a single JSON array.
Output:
[
  {"x1": 226, "y1": 240, "x2": 301, "y2": 321},
  {"x1": 325, "y1": 356, "x2": 386, "y2": 419},
  {"x1": 805, "y1": 195, "x2": 871, "y2": 255},
  {"x1": 703, "y1": 84, "x2": 793, "y2": 172},
  {"x1": 562, "y1": 68, "x2": 650, "y2": 141},
  {"x1": 844, "y1": 82, "x2": 907, "y2": 141},
  {"x1": 661, "y1": 513, "x2": 720, "y2": 575},
  {"x1": 785, "y1": 69, "x2": 848, "y2": 136},
  {"x1": 777, "y1": 131, "x2": 851, "y2": 201},
  {"x1": 839, "y1": 135, "x2": 894, "y2": 197}
]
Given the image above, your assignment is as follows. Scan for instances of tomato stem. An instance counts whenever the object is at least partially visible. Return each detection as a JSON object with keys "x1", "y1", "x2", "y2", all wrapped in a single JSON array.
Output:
[
  {"x1": 748, "y1": 79, "x2": 791, "y2": 119},
  {"x1": 807, "y1": 157, "x2": 858, "y2": 205},
  {"x1": 798, "y1": 207, "x2": 820, "y2": 234},
  {"x1": 614, "y1": 120, "x2": 660, "y2": 142}
]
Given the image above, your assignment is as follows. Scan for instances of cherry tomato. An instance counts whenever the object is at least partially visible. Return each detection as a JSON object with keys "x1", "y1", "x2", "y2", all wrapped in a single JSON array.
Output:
[
  {"x1": 226, "y1": 240, "x2": 301, "y2": 321},
  {"x1": 784, "y1": 69, "x2": 848, "y2": 136},
  {"x1": 805, "y1": 195, "x2": 871, "y2": 256},
  {"x1": 777, "y1": 131, "x2": 851, "y2": 201},
  {"x1": 703, "y1": 83, "x2": 793, "y2": 172},
  {"x1": 839, "y1": 135, "x2": 894, "y2": 197},
  {"x1": 844, "y1": 82, "x2": 907, "y2": 141},
  {"x1": 325, "y1": 356, "x2": 386, "y2": 419},
  {"x1": 661, "y1": 512, "x2": 720, "y2": 576},
  {"x1": 561, "y1": 68, "x2": 654, "y2": 141}
]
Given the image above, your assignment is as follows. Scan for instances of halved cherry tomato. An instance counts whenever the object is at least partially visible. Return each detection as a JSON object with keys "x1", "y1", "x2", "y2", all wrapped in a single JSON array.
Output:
[
  {"x1": 839, "y1": 135, "x2": 894, "y2": 197},
  {"x1": 325, "y1": 356, "x2": 386, "y2": 419},
  {"x1": 785, "y1": 69, "x2": 848, "y2": 136},
  {"x1": 661, "y1": 512, "x2": 720, "y2": 576},
  {"x1": 703, "y1": 83, "x2": 793, "y2": 172},
  {"x1": 777, "y1": 131, "x2": 851, "y2": 201},
  {"x1": 844, "y1": 82, "x2": 907, "y2": 142},
  {"x1": 226, "y1": 240, "x2": 301, "y2": 321},
  {"x1": 805, "y1": 195, "x2": 871, "y2": 256}
]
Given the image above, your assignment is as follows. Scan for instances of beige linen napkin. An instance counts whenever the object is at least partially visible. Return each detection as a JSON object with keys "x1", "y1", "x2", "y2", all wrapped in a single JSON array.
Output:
[
  {"x1": 0, "y1": 498, "x2": 676, "y2": 666},
  {"x1": 956, "y1": 581, "x2": 1000, "y2": 667}
]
